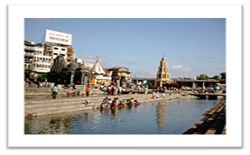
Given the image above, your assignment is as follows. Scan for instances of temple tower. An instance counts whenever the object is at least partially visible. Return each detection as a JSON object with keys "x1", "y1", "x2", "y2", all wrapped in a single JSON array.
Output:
[{"x1": 154, "y1": 56, "x2": 171, "y2": 87}]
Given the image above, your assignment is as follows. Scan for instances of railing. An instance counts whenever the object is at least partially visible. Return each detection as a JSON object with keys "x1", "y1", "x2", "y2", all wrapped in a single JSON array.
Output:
[
  {"x1": 25, "y1": 53, "x2": 34, "y2": 56},
  {"x1": 24, "y1": 45, "x2": 35, "y2": 51}
]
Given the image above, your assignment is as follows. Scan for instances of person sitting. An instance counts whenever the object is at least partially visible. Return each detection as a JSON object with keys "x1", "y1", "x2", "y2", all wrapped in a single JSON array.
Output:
[
  {"x1": 155, "y1": 93, "x2": 159, "y2": 98},
  {"x1": 82, "y1": 100, "x2": 88, "y2": 105},
  {"x1": 126, "y1": 98, "x2": 134, "y2": 106},
  {"x1": 100, "y1": 97, "x2": 111, "y2": 109},
  {"x1": 67, "y1": 91, "x2": 71, "y2": 97},
  {"x1": 134, "y1": 99, "x2": 140, "y2": 105},
  {"x1": 111, "y1": 98, "x2": 120, "y2": 108}
]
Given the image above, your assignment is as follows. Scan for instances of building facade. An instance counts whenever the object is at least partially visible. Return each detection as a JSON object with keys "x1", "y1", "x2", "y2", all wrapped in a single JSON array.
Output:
[
  {"x1": 25, "y1": 40, "x2": 75, "y2": 74},
  {"x1": 24, "y1": 40, "x2": 52, "y2": 73},
  {"x1": 107, "y1": 67, "x2": 132, "y2": 87},
  {"x1": 90, "y1": 57, "x2": 111, "y2": 86},
  {"x1": 44, "y1": 43, "x2": 74, "y2": 65},
  {"x1": 47, "y1": 56, "x2": 90, "y2": 86},
  {"x1": 154, "y1": 56, "x2": 171, "y2": 87}
]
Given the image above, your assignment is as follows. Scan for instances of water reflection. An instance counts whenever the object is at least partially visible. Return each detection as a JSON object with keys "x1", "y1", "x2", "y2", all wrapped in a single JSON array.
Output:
[
  {"x1": 25, "y1": 117, "x2": 71, "y2": 134},
  {"x1": 156, "y1": 100, "x2": 169, "y2": 132},
  {"x1": 25, "y1": 99, "x2": 224, "y2": 134}
]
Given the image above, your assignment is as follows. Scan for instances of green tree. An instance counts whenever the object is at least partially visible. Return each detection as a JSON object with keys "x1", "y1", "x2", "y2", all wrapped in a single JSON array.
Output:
[
  {"x1": 213, "y1": 75, "x2": 220, "y2": 80},
  {"x1": 37, "y1": 73, "x2": 48, "y2": 82},
  {"x1": 220, "y1": 72, "x2": 226, "y2": 79},
  {"x1": 197, "y1": 74, "x2": 209, "y2": 80}
]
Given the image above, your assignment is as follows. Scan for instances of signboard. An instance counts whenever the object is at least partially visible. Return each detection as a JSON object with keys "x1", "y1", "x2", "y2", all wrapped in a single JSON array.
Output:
[{"x1": 45, "y1": 29, "x2": 72, "y2": 46}]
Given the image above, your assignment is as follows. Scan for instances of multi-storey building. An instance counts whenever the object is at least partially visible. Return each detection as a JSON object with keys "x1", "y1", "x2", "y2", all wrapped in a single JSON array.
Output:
[
  {"x1": 24, "y1": 40, "x2": 52, "y2": 73},
  {"x1": 44, "y1": 43, "x2": 74, "y2": 65},
  {"x1": 66, "y1": 47, "x2": 74, "y2": 65},
  {"x1": 25, "y1": 40, "x2": 74, "y2": 74},
  {"x1": 24, "y1": 40, "x2": 35, "y2": 69},
  {"x1": 33, "y1": 45, "x2": 51, "y2": 73}
]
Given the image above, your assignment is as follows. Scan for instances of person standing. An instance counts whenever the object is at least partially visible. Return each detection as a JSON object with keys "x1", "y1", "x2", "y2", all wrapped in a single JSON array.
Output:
[
  {"x1": 86, "y1": 86, "x2": 90, "y2": 97},
  {"x1": 111, "y1": 86, "x2": 115, "y2": 95},
  {"x1": 118, "y1": 86, "x2": 122, "y2": 95},
  {"x1": 113, "y1": 86, "x2": 117, "y2": 95},
  {"x1": 51, "y1": 85, "x2": 58, "y2": 99},
  {"x1": 107, "y1": 86, "x2": 111, "y2": 95},
  {"x1": 145, "y1": 87, "x2": 148, "y2": 94},
  {"x1": 103, "y1": 86, "x2": 107, "y2": 95},
  {"x1": 152, "y1": 89, "x2": 156, "y2": 98}
]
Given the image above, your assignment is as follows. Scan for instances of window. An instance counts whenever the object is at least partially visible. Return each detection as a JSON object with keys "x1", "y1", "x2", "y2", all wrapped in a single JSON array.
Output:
[
  {"x1": 54, "y1": 47, "x2": 58, "y2": 50},
  {"x1": 47, "y1": 46, "x2": 53, "y2": 50},
  {"x1": 163, "y1": 74, "x2": 166, "y2": 78}
]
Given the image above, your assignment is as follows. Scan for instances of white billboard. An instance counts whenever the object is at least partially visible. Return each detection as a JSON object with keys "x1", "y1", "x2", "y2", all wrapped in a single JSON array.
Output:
[{"x1": 45, "y1": 29, "x2": 72, "y2": 46}]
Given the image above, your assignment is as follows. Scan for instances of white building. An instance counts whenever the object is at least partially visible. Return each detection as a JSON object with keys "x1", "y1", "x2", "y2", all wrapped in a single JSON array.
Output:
[
  {"x1": 32, "y1": 45, "x2": 52, "y2": 73},
  {"x1": 75, "y1": 58, "x2": 84, "y2": 64},
  {"x1": 52, "y1": 46, "x2": 67, "y2": 60}
]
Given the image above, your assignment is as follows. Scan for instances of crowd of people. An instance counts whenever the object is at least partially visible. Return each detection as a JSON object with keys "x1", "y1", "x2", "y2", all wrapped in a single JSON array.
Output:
[
  {"x1": 25, "y1": 81, "x2": 49, "y2": 88},
  {"x1": 101, "y1": 85, "x2": 123, "y2": 95},
  {"x1": 100, "y1": 97, "x2": 140, "y2": 109}
]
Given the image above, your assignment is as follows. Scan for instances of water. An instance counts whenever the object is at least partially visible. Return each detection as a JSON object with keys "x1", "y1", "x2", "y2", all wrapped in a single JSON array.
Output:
[{"x1": 25, "y1": 99, "x2": 224, "y2": 134}]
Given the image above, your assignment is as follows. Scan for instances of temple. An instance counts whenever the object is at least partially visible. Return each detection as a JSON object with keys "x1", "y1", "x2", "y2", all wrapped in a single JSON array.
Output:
[
  {"x1": 107, "y1": 67, "x2": 132, "y2": 87},
  {"x1": 154, "y1": 56, "x2": 171, "y2": 87},
  {"x1": 47, "y1": 55, "x2": 90, "y2": 86},
  {"x1": 90, "y1": 56, "x2": 111, "y2": 87}
]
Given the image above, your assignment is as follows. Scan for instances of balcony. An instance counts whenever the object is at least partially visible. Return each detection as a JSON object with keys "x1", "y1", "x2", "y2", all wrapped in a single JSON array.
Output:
[
  {"x1": 24, "y1": 45, "x2": 35, "y2": 51},
  {"x1": 25, "y1": 58, "x2": 33, "y2": 63},
  {"x1": 67, "y1": 49, "x2": 74, "y2": 53},
  {"x1": 24, "y1": 53, "x2": 34, "y2": 57},
  {"x1": 67, "y1": 57, "x2": 73, "y2": 60},
  {"x1": 46, "y1": 46, "x2": 54, "y2": 52}
]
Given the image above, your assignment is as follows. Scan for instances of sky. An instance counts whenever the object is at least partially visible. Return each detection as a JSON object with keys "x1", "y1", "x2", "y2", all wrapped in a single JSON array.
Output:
[{"x1": 25, "y1": 18, "x2": 225, "y2": 78}]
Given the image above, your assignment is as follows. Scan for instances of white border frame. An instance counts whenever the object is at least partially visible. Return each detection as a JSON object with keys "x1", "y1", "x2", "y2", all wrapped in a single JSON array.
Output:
[{"x1": 8, "y1": 5, "x2": 242, "y2": 147}]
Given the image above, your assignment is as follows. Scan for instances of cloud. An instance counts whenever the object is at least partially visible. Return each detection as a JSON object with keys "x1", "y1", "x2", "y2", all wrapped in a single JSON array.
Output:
[
  {"x1": 30, "y1": 18, "x2": 50, "y2": 24},
  {"x1": 217, "y1": 67, "x2": 225, "y2": 70},
  {"x1": 198, "y1": 56, "x2": 216, "y2": 59},
  {"x1": 83, "y1": 56, "x2": 99, "y2": 64},
  {"x1": 178, "y1": 56, "x2": 186, "y2": 61},
  {"x1": 170, "y1": 65, "x2": 193, "y2": 72},
  {"x1": 74, "y1": 55, "x2": 97, "y2": 64},
  {"x1": 126, "y1": 62, "x2": 138, "y2": 64},
  {"x1": 132, "y1": 70, "x2": 156, "y2": 78}
]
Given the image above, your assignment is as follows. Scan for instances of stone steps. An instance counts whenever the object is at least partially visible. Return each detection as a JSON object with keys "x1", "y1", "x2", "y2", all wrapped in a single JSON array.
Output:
[
  {"x1": 25, "y1": 93, "x2": 197, "y2": 118},
  {"x1": 25, "y1": 99, "x2": 102, "y2": 109},
  {"x1": 25, "y1": 103, "x2": 96, "y2": 113},
  {"x1": 25, "y1": 94, "x2": 153, "y2": 117},
  {"x1": 29, "y1": 105, "x2": 94, "y2": 117},
  {"x1": 183, "y1": 101, "x2": 226, "y2": 134},
  {"x1": 25, "y1": 94, "x2": 153, "y2": 104}
]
